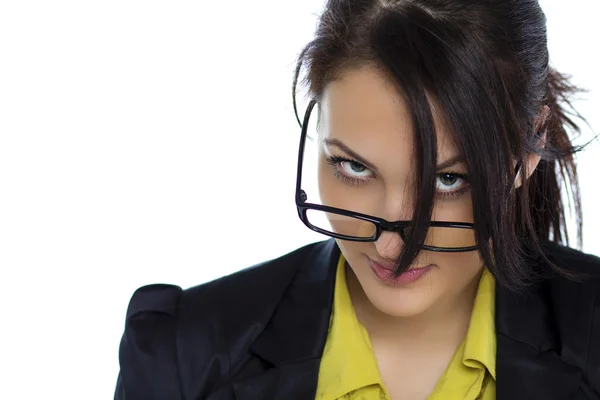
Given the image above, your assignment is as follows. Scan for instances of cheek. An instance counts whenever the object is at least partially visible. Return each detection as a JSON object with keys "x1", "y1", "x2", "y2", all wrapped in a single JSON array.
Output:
[
  {"x1": 317, "y1": 158, "x2": 331, "y2": 198},
  {"x1": 335, "y1": 238, "x2": 359, "y2": 258},
  {"x1": 335, "y1": 239, "x2": 371, "y2": 271},
  {"x1": 433, "y1": 250, "x2": 484, "y2": 289},
  {"x1": 317, "y1": 157, "x2": 385, "y2": 213},
  {"x1": 432, "y1": 195, "x2": 474, "y2": 223},
  {"x1": 317, "y1": 160, "x2": 360, "y2": 209}
]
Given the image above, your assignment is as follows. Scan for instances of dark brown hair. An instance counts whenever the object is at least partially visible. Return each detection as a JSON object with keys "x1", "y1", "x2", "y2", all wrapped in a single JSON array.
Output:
[{"x1": 292, "y1": 0, "x2": 589, "y2": 291}]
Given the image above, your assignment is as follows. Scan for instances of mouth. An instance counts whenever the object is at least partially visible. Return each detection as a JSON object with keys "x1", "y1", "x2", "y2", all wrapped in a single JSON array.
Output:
[
  {"x1": 366, "y1": 256, "x2": 435, "y2": 286},
  {"x1": 369, "y1": 260, "x2": 396, "y2": 271}
]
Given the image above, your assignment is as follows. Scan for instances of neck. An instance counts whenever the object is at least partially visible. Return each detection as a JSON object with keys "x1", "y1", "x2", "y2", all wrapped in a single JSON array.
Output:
[{"x1": 346, "y1": 266, "x2": 481, "y2": 352}]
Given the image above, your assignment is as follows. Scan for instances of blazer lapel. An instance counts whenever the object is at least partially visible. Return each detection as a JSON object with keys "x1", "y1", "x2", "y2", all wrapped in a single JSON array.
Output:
[{"x1": 234, "y1": 239, "x2": 340, "y2": 400}]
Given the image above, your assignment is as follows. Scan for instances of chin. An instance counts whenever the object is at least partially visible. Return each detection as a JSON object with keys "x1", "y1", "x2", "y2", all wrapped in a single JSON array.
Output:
[
  {"x1": 354, "y1": 266, "x2": 441, "y2": 318},
  {"x1": 366, "y1": 282, "x2": 439, "y2": 318}
]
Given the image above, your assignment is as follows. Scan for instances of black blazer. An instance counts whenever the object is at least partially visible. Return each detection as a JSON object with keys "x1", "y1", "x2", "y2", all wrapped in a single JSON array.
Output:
[{"x1": 115, "y1": 239, "x2": 600, "y2": 399}]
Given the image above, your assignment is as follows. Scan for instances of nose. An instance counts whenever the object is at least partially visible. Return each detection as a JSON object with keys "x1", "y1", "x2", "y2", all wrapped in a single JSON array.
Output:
[
  {"x1": 374, "y1": 230, "x2": 404, "y2": 261},
  {"x1": 373, "y1": 190, "x2": 414, "y2": 261}
]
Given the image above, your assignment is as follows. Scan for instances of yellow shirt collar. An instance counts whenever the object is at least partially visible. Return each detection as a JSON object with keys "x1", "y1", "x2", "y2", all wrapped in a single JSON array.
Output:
[
  {"x1": 430, "y1": 268, "x2": 496, "y2": 399},
  {"x1": 463, "y1": 267, "x2": 496, "y2": 380}
]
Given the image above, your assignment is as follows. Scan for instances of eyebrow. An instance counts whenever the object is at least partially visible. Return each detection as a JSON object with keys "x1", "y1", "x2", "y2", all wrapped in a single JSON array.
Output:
[
  {"x1": 323, "y1": 138, "x2": 465, "y2": 172},
  {"x1": 436, "y1": 154, "x2": 465, "y2": 170},
  {"x1": 323, "y1": 138, "x2": 380, "y2": 173}
]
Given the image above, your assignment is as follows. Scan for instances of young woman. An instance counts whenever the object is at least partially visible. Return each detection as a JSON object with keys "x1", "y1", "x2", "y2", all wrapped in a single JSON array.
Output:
[{"x1": 115, "y1": 1, "x2": 600, "y2": 399}]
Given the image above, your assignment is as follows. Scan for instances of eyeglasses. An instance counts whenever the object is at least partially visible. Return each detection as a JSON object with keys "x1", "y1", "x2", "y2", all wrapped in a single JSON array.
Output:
[{"x1": 294, "y1": 99, "x2": 478, "y2": 253}]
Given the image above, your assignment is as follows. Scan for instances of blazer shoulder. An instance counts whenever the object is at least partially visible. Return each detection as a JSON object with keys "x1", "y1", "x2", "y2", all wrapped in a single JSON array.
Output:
[
  {"x1": 183, "y1": 239, "x2": 333, "y2": 307},
  {"x1": 177, "y1": 240, "x2": 331, "y2": 348},
  {"x1": 115, "y1": 284, "x2": 184, "y2": 399},
  {"x1": 115, "y1": 240, "x2": 335, "y2": 399},
  {"x1": 541, "y1": 241, "x2": 600, "y2": 324},
  {"x1": 541, "y1": 240, "x2": 600, "y2": 276}
]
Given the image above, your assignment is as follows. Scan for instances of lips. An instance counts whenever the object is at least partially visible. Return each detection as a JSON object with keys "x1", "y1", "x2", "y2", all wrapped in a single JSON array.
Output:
[
  {"x1": 366, "y1": 256, "x2": 434, "y2": 286},
  {"x1": 367, "y1": 256, "x2": 430, "y2": 271},
  {"x1": 370, "y1": 260, "x2": 396, "y2": 270}
]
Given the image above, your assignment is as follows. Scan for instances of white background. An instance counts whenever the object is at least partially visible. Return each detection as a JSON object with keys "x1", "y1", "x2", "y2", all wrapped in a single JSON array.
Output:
[{"x1": 0, "y1": 1, "x2": 598, "y2": 398}]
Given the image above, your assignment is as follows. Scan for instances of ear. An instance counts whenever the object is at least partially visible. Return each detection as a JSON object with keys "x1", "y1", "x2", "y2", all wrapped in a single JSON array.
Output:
[{"x1": 514, "y1": 105, "x2": 550, "y2": 189}]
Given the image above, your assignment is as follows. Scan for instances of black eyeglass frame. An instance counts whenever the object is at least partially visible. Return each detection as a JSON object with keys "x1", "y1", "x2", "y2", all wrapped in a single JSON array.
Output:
[{"x1": 294, "y1": 99, "x2": 482, "y2": 253}]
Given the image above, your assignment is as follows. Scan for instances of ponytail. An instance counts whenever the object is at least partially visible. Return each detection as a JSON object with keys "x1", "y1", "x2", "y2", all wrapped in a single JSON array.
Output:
[{"x1": 525, "y1": 68, "x2": 587, "y2": 249}]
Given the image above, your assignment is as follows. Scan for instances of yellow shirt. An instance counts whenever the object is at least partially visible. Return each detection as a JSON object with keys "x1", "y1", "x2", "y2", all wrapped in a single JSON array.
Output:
[{"x1": 315, "y1": 255, "x2": 496, "y2": 400}]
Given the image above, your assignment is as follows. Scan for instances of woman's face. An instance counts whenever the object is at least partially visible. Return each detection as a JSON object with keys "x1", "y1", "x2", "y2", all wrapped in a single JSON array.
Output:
[{"x1": 317, "y1": 66, "x2": 484, "y2": 318}]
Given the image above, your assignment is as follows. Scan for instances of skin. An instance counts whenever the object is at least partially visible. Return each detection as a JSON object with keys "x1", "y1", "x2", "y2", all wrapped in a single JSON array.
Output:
[{"x1": 316, "y1": 66, "x2": 544, "y2": 398}]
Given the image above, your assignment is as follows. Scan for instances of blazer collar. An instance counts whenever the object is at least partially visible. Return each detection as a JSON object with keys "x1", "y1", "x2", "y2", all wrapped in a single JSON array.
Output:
[
  {"x1": 233, "y1": 239, "x2": 339, "y2": 400},
  {"x1": 247, "y1": 239, "x2": 339, "y2": 365}
]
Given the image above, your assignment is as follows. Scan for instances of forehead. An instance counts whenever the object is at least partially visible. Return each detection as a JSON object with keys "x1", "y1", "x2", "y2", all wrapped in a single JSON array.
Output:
[
  {"x1": 319, "y1": 66, "x2": 457, "y2": 162},
  {"x1": 321, "y1": 67, "x2": 411, "y2": 138}
]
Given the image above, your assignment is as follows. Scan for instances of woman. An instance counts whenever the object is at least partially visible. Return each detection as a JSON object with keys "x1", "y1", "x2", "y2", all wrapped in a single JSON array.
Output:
[{"x1": 115, "y1": 0, "x2": 600, "y2": 399}]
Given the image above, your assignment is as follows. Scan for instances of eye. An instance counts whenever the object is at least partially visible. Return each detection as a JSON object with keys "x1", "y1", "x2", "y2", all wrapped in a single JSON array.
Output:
[
  {"x1": 326, "y1": 155, "x2": 374, "y2": 184},
  {"x1": 339, "y1": 160, "x2": 371, "y2": 177},
  {"x1": 436, "y1": 172, "x2": 468, "y2": 194}
]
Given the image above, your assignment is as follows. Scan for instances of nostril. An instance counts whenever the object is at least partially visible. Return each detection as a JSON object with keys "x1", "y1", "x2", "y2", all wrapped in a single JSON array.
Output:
[{"x1": 374, "y1": 231, "x2": 404, "y2": 260}]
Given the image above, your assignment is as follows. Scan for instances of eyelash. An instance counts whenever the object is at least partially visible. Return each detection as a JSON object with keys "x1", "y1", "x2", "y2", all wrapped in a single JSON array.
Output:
[
  {"x1": 326, "y1": 155, "x2": 372, "y2": 185},
  {"x1": 436, "y1": 173, "x2": 471, "y2": 200},
  {"x1": 325, "y1": 155, "x2": 471, "y2": 199}
]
